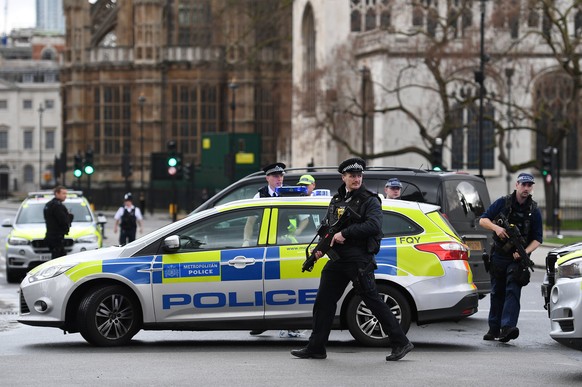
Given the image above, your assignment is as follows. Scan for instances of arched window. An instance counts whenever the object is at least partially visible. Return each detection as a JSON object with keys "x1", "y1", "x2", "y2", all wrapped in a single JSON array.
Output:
[
  {"x1": 41, "y1": 47, "x2": 57, "y2": 60},
  {"x1": 302, "y1": 4, "x2": 316, "y2": 115},
  {"x1": 534, "y1": 73, "x2": 578, "y2": 171}
]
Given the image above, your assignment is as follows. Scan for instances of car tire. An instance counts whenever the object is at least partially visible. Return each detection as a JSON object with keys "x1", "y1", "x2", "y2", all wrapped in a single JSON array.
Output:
[
  {"x1": 77, "y1": 285, "x2": 142, "y2": 347},
  {"x1": 5, "y1": 264, "x2": 23, "y2": 284},
  {"x1": 345, "y1": 284, "x2": 411, "y2": 347}
]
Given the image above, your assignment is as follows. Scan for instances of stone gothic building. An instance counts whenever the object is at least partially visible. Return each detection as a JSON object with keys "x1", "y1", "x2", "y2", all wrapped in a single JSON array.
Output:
[
  {"x1": 62, "y1": 0, "x2": 291, "y2": 207},
  {"x1": 292, "y1": 0, "x2": 582, "y2": 206}
]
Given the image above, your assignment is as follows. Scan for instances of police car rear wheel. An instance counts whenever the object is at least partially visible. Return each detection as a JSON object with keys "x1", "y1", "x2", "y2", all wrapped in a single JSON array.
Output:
[
  {"x1": 77, "y1": 285, "x2": 142, "y2": 347},
  {"x1": 345, "y1": 284, "x2": 411, "y2": 347}
]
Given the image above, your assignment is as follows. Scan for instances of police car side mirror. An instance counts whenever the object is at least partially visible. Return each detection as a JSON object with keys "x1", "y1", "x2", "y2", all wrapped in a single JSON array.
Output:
[
  {"x1": 163, "y1": 235, "x2": 180, "y2": 252},
  {"x1": 2, "y1": 218, "x2": 13, "y2": 228}
]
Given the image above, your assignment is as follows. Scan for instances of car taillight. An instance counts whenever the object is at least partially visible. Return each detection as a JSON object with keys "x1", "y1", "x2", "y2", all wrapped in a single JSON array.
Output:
[{"x1": 415, "y1": 242, "x2": 469, "y2": 261}]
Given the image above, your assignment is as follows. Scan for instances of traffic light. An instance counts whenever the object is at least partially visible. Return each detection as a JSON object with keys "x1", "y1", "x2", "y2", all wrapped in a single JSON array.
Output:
[
  {"x1": 431, "y1": 138, "x2": 444, "y2": 171},
  {"x1": 54, "y1": 155, "x2": 61, "y2": 178},
  {"x1": 84, "y1": 149, "x2": 94, "y2": 175},
  {"x1": 541, "y1": 147, "x2": 553, "y2": 177},
  {"x1": 166, "y1": 140, "x2": 181, "y2": 176},
  {"x1": 122, "y1": 154, "x2": 133, "y2": 178},
  {"x1": 73, "y1": 153, "x2": 83, "y2": 178}
]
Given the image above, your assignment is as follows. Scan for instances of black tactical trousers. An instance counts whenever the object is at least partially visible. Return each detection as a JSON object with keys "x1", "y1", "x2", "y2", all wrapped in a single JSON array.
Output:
[
  {"x1": 307, "y1": 259, "x2": 409, "y2": 353},
  {"x1": 45, "y1": 236, "x2": 66, "y2": 259}
]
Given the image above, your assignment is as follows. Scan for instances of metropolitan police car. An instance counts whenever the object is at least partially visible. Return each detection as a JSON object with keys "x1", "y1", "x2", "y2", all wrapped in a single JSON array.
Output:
[
  {"x1": 18, "y1": 196, "x2": 478, "y2": 347},
  {"x1": 3, "y1": 191, "x2": 104, "y2": 283},
  {"x1": 542, "y1": 245, "x2": 582, "y2": 349}
]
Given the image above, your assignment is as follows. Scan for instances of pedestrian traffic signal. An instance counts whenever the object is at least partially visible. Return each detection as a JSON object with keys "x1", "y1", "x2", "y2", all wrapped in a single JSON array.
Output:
[
  {"x1": 84, "y1": 149, "x2": 94, "y2": 175},
  {"x1": 541, "y1": 147, "x2": 553, "y2": 177},
  {"x1": 73, "y1": 154, "x2": 83, "y2": 178}
]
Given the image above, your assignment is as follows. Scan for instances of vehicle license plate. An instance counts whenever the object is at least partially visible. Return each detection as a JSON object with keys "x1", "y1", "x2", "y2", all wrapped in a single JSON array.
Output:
[
  {"x1": 39, "y1": 254, "x2": 52, "y2": 261},
  {"x1": 465, "y1": 240, "x2": 483, "y2": 251}
]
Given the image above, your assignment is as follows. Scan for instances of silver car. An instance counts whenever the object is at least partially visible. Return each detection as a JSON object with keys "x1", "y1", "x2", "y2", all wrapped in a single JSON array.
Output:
[{"x1": 3, "y1": 191, "x2": 104, "y2": 283}]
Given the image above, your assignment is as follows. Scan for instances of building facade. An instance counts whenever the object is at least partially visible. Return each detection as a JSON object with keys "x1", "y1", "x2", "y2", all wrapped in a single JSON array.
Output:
[
  {"x1": 61, "y1": 0, "x2": 292, "y2": 209},
  {"x1": 0, "y1": 30, "x2": 64, "y2": 197},
  {"x1": 292, "y1": 0, "x2": 582, "y2": 206}
]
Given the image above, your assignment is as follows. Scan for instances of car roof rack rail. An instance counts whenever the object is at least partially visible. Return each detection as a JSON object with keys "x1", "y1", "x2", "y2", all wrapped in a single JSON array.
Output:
[{"x1": 244, "y1": 165, "x2": 429, "y2": 177}]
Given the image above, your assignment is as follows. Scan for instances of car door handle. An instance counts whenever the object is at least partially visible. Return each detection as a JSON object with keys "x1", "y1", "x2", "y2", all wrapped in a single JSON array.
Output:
[{"x1": 228, "y1": 256, "x2": 256, "y2": 268}]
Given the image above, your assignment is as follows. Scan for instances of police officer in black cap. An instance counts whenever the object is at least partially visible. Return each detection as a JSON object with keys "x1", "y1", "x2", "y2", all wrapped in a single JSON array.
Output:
[
  {"x1": 247, "y1": 162, "x2": 286, "y2": 337},
  {"x1": 254, "y1": 162, "x2": 286, "y2": 198},
  {"x1": 291, "y1": 157, "x2": 413, "y2": 361}
]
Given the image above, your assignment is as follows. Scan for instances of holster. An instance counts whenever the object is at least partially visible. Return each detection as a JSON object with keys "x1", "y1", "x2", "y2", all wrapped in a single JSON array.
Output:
[{"x1": 352, "y1": 260, "x2": 378, "y2": 295}]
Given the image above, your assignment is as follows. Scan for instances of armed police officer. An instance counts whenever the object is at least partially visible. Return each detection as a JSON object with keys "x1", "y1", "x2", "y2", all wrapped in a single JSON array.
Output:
[
  {"x1": 43, "y1": 185, "x2": 73, "y2": 259},
  {"x1": 479, "y1": 172, "x2": 543, "y2": 342},
  {"x1": 291, "y1": 157, "x2": 413, "y2": 361}
]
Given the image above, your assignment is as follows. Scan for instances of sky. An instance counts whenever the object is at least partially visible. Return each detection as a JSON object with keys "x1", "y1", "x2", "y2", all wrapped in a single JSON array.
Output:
[{"x1": 1, "y1": 0, "x2": 36, "y2": 34}]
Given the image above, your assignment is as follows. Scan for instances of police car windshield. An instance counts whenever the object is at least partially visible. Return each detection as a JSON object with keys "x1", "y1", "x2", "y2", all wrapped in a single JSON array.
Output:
[{"x1": 16, "y1": 202, "x2": 93, "y2": 224}]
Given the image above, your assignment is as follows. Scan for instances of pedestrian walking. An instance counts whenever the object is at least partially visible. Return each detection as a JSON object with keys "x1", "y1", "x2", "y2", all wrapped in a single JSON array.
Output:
[{"x1": 113, "y1": 193, "x2": 144, "y2": 246}]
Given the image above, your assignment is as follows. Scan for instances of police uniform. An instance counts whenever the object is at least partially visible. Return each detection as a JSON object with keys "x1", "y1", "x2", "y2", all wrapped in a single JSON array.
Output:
[
  {"x1": 44, "y1": 195, "x2": 72, "y2": 259},
  {"x1": 255, "y1": 162, "x2": 286, "y2": 198},
  {"x1": 480, "y1": 173, "x2": 543, "y2": 342},
  {"x1": 291, "y1": 158, "x2": 413, "y2": 361}
]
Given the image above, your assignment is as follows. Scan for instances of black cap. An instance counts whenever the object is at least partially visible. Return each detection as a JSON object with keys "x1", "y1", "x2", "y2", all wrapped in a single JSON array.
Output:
[
  {"x1": 338, "y1": 157, "x2": 366, "y2": 173},
  {"x1": 124, "y1": 192, "x2": 133, "y2": 201},
  {"x1": 263, "y1": 162, "x2": 286, "y2": 175}
]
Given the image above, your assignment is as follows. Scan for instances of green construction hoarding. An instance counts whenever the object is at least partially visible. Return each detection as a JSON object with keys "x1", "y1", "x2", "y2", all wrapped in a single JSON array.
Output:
[{"x1": 195, "y1": 132, "x2": 261, "y2": 191}]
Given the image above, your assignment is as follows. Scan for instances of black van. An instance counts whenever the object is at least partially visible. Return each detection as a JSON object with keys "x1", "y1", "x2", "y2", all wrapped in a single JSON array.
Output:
[{"x1": 193, "y1": 166, "x2": 492, "y2": 297}]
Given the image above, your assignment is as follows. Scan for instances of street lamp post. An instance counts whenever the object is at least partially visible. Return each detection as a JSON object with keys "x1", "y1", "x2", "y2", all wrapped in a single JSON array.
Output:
[
  {"x1": 229, "y1": 79, "x2": 239, "y2": 134},
  {"x1": 505, "y1": 67, "x2": 514, "y2": 193},
  {"x1": 475, "y1": 0, "x2": 488, "y2": 176},
  {"x1": 138, "y1": 94, "x2": 146, "y2": 215},
  {"x1": 360, "y1": 66, "x2": 370, "y2": 162},
  {"x1": 38, "y1": 103, "x2": 44, "y2": 189}
]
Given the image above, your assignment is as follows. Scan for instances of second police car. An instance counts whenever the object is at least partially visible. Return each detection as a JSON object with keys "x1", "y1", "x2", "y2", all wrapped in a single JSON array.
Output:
[
  {"x1": 19, "y1": 196, "x2": 478, "y2": 347},
  {"x1": 542, "y1": 243, "x2": 582, "y2": 349},
  {"x1": 3, "y1": 191, "x2": 105, "y2": 283}
]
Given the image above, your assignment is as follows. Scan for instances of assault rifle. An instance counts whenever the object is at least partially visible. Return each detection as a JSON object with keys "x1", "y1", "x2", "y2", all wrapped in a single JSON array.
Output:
[
  {"x1": 495, "y1": 213, "x2": 534, "y2": 272},
  {"x1": 302, "y1": 207, "x2": 361, "y2": 272}
]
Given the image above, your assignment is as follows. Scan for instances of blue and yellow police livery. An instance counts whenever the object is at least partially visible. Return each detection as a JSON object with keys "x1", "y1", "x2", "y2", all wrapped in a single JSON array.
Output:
[{"x1": 18, "y1": 196, "x2": 477, "y2": 347}]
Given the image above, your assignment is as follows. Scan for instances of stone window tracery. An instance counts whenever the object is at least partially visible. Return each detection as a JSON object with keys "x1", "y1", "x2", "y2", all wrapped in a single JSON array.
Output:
[{"x1": 350, "y1": 0, "x2": 392, "y2": 32}]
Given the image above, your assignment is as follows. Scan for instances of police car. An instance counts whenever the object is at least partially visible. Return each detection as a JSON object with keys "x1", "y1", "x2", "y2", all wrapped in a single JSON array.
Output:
[
  {"x1": 3, "y1": 191, "x2": 104, "y2": 283},
  {"x1": 18, "y1": 196, "x2": 478, "y2": 347},
  {"x1": 542, "y1": 245, "x2": 582, "y2": 349}
]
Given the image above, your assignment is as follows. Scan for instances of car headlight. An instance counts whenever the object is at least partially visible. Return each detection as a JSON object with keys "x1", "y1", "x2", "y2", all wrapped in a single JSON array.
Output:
[
  {"x1": 76, "y1": 234, "x2": 98, "y2": 244},
  {"x1": 8, "y1": 236, "x2": 30, "y2": 245},
  {"x1": 28, "y1": 264, "x2": 76, "y2": 283},
  {"x1": 556, "y1": 258, "x2": 582, "y2": 280}
]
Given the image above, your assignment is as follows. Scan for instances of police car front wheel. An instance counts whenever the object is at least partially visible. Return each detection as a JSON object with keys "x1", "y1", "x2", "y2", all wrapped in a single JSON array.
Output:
[
  {"x1": 77, "y1": 285, "x2": 142, "y2": 347},
  {"x1": 345, "y1": 284, "x2": 411, "y2": 347}
]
